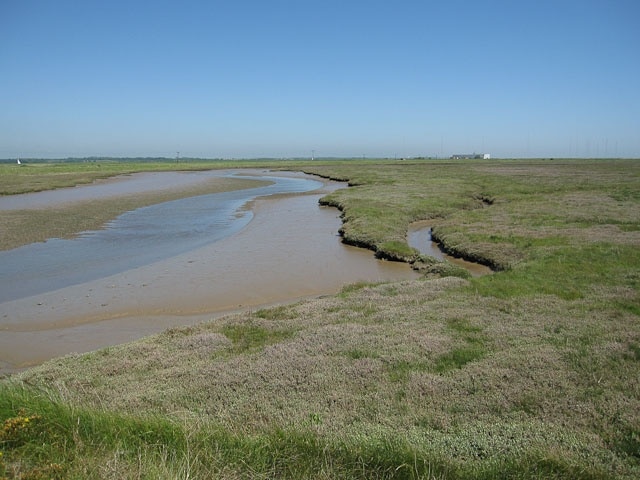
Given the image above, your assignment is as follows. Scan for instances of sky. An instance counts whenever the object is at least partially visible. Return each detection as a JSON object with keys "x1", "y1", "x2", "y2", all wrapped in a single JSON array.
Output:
[{"x1": 1, "y1": 0, "x2": 639, "y2": 159}]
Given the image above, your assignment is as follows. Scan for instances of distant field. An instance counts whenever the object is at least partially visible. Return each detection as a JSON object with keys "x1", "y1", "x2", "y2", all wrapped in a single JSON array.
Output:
[{"x1": 1, "y1": 158, "x2": 639, "y2": 479}]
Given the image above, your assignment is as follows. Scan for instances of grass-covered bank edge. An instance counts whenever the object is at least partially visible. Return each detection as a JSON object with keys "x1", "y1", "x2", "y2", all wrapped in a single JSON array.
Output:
[
  {"x1": 306, "y1": 166, "x2": 504, "y2": 267},
  {"x1": 303, "y1": 159, "x2": 640, "y2": 271}
]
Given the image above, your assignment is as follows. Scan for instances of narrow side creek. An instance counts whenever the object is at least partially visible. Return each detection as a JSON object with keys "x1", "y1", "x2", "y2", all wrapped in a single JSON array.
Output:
[{"x1": 407, "y1": 221, "x2": 492, "y2": 277}]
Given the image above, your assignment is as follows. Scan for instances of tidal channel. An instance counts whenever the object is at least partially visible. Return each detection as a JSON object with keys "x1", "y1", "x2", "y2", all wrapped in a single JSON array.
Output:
[{"x1": 0, "y1": 170, "x2": 418, "y2": 374}]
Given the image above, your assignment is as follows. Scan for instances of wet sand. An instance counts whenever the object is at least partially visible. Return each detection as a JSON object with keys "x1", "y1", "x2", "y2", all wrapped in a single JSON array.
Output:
[{"x1": 1, "y1": 173, "x2": 419, "y2": 374}]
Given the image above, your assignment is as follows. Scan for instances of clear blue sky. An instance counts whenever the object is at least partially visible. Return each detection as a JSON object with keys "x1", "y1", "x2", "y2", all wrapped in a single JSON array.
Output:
[{"x1": 1, "y1": 0, "x2": 639, "y2": 159}]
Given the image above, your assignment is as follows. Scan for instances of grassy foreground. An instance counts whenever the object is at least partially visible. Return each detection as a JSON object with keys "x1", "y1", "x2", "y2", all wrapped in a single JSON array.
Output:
[{"x1": 1, "y1": 158, "x2": 639, "y2": 478}]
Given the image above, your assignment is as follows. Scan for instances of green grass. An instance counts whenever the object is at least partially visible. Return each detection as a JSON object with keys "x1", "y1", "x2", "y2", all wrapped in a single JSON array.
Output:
[
  {"x1": 469, "y1": 243, "x2": 640, "y2": 300},
  {"x1": 0, "y1": 384, "x2": 617, "y2": 479},
  {"x1": 433, "y1": 319, "x2": 487, "y2": 373},
  {"x1": 1, "y1": 158, "x2": 639, "y2": 478},
  {"x1": 255, "y1": 305, "x2": 298, "y2": 320},
  {"x1": 221, "y1": 323, "x2": 296, "y2": 353}
]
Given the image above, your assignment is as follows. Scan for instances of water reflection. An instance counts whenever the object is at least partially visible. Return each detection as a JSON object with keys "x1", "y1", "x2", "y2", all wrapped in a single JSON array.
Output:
[{"x1": 407, "y1": 224, "x2": 446, "y2": 260}]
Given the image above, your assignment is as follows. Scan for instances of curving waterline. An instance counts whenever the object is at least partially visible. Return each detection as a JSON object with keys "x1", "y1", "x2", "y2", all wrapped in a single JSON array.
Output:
[{"x1": 0, "y1": 170, "x2": 419, "y2": 374}]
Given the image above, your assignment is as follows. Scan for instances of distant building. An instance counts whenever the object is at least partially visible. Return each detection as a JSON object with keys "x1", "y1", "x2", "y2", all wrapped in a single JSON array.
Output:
[{"x1": 450, "y1": 153, "x2": 491, "y2": 160}]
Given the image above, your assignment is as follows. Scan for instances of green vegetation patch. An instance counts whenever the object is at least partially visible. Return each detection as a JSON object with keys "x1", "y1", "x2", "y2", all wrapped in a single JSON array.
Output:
[
  {"x1": 434, "y1": 319, "x2": 488, "y2": 374},
  {"x1": 412, "y1": 255, "x2": 472, "y2": 279},
  {"x1": 338, "y1": 281, "x2": 381, "y2": 297},
  {"x1": 0, "y1": 384, "x2": 622, "y2": 479},
  {"x1": 377, "y1": 240, "x2": 418, "y2": 261},
  {"x1": 221, "y1": 323, "x2": 296, "y2": 353},
  {"x1": 433, "y1": 346, "x2": 485, "y2": 374},
  {"x1": 254, "y1": 304, "x2": 298, "y2": 320},
  {"x1": 471, "y1": 243, "x2": 640, "y2": 300}
]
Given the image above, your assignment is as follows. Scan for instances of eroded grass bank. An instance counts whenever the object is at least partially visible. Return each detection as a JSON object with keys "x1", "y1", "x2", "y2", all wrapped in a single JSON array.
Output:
[{"x1": 1, "y1": 158, "x2": 639, "y2": 478}]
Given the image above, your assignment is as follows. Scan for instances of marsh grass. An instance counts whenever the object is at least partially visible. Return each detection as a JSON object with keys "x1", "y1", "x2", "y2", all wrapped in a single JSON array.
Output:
[
  {"x1": 9, "y1": 274, "x2": 639, "y2": 476},
  {"x1": 0, "y1": 384, "x2": 617, "y2": 479},
  {"x1": 411, "y1": 255, "x2": 471, "y2": 279},
  {"x1": 255, "y1": 305, "x2": 299, "y2": 320},
  {"x1": 433, "y1": 319, "x2": 487, "y2": 374},
  {"x1": 2, "y1": 158, "x2": 639, "y2": 478}
]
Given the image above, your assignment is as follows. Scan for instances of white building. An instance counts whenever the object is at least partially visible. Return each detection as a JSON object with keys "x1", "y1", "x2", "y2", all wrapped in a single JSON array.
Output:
[{"x1": 450, "y1": 153, "x2": 491, "y2": 160}]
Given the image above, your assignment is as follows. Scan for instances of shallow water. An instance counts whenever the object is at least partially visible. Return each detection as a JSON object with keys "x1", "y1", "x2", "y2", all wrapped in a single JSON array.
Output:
[
  {"x1": 0, "y1": 171, "x2": 419, "y2": 374},
  {"x1": 0, "y1": 171, "x2": 321, "y2": 303}
]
